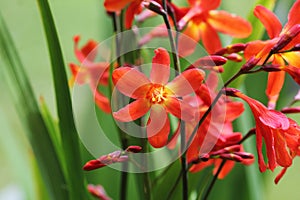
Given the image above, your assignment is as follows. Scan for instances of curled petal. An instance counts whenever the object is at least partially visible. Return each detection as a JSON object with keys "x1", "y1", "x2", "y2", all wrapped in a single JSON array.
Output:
[
  {"x1": 164, "y1": 97, "x2": 195, "y2": 121},
  {"x1": 150, "y1": 48, "x2": 170, "y2": 85},
  {"x1": 256, "y1": 125, "x2": 267, "y2": 172},
  {"x1": 188, "y1": 0, "x2": 221, "y2": 11},
  {"x1": 87, "y1": 184, "x2": 112, "y2": 200},
  {"x1": 275, "y1": 167, "x2": 288, "y2": 184},
  {"x1": 113, "y1": 98, "x2": 151, "y2": 122},
  {"x1": 113, "y1": 67, "x2": 150, "y2": 98},
  {"x1": 166, "y1": 68, "x2": 205, "y2": 96},
  {"x1": 281, "y1": 52, "x2": 300, "y2": 68},
  {"x1": 266, "y1": 71, "x2": 285, "y2": 109},
  {"x1": 147, "y1": 105, "x2": 170, "y2": 148},
  {"x1": 254, "y1": 5, "x2": 282, "y2": 38},
  {"x1": 274, "y1": 130, "x2": 292, "y2": 167},
  {"x1": 208, "y1": 10, "x2": 252, "y2": 38}
]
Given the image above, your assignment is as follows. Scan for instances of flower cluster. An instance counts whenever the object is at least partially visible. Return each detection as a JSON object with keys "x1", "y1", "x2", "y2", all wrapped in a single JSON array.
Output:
[{"x1": 69, "y1": 0, "x2": 300, "y2": 198}]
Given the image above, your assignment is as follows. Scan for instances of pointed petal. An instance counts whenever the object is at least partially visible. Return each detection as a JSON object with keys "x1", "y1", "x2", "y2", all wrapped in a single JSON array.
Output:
[
  {"x1": 244, "y1": 40, "x2": 268, "y2": 60},
  {"x1": 147, "y1": 105, "x2": 170, "y2": 148},
  {"x1": 254, "y1": 5, "x2": 282, "y2": 38},
  {"x1": 274, "y1": 130, "x2": 292, "y2": 167},
  {"x1": 112, "y1": 67, "x2": 151, "y2": 98},
  {"x1": 178, "y1": 22, "x2": 201, "y2": 57},
  {"x1": 104, "y1": 0, "x2": 134, "y2": 12},
  {"x1": 150, "y1": 48, "x2": 170, "y2": 84},
  {"x1": 225, "y1": 101, "x2": 244, "y2": 121},
  {"x1": 213, "y1": 160, "x2": 235, "y2": 179},
  {"x1": 113, "y1": 98, "x2": 151, "y2": 122},
  {"x1": 275, "y1": 167, "x2": 288, "y2": 184},
  {"x1": 256, "y1": 125, "x2": 267, "y2": 172},
  {"x1": 167, "y1": 122, "x2": 181, "y2": 149},
  {"x1": 125, "y1": 1, "x2": 142, "y2": 29},
  {"x1": 164, "y1": 97, "x2": 195, "y2": 121},
  {"x1": 266, "y1": 71, "x2": 285, "y2": 109},
  {"x1": 208, "y1": 10, "x2": 252, "y2": 38},
  {"x1": 166, "y1": 68, "x2": 205, "y2": 96},
  {"x1": 199, "y1": 22, "x2": 222, "y2": 54},
  {"x1": 284, "y1": 0, "x2": 300, "y2": 32},
  {"x1": 94, "y1": 90, "x2": 111, "y2": 113},
  {"x1": 262, "y1": 126, "x2": 276, "y2": 171}
]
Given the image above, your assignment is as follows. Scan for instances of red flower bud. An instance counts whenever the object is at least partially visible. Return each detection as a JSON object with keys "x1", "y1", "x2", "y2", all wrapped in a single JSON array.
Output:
[
  {"x1": 281, "y1": 107, "x2": 300, "y2": 114},
  {"x1": 87, "y1": 184, "x2": 112, "y2": 200},
  {"x1": 125, "y1": 145, "x2": 142, "y2": 153},
  {"x1": 220, "y1": 153, "x2": 243, "y2": 162},
  {"x1": 240, "y1": 56, "x2": 261, "y2": 72},
  {"x1": 214, "y1": 43, "x2": 246, "y2": 55},
  {"x1": 83, "y1": 159, "x2": 106, "y2": 171},
  {"x1": 261, "y1": 64, "x2": 282, "y2": 72},
  {"x1": 191, "y1": 55, "x2": 227, "y2": 67},
  {"x1": 225, "y1": 53, "x2": 243, "y2": 62}
]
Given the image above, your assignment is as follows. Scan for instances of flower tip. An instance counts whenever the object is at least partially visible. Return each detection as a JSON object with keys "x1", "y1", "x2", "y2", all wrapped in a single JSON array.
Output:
[
  {"x1": 224, "y1": 88, "x2": 241, "y2": 97},
  {"x1": 73, "y1": 35, "x2": 80, "y2": 43}
]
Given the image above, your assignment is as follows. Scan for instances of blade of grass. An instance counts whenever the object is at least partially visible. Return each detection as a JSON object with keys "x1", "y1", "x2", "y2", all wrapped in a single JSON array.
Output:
[
  {"x1": 0, "y1": 13, "x2": 68, "y2": 200},
  {"x1": 35, "y1": 0, "x2": 88, "y2": 199},
  {"x1": 221, "y1": 0, "x2": 277, "y2": 87}
]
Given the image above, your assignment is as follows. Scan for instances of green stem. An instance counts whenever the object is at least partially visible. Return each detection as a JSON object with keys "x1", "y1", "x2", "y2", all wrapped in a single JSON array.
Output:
[{"x1": 180, "y1": 121, "x2": 188, "y2": 200}]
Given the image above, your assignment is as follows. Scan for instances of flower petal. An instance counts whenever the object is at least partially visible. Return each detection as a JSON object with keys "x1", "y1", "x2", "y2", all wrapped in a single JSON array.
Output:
[
  {"x1": 125, "y1": 1, "x2": 143, "y2": 29},
  {"x1": 188, "y1": 0, "x2": 221, "y2": 11},
  {"x1": 254, "y1": 5, "x2": 282, "y2": 38},
  {"x1": 208, "y1": 10, "x2": 252, "y2": 38},
  {"x1": 104, "y1": 0, "x2": 134, "y2": 12},
  {"x1": 166, "y1": 68, "x2": 205, "y2": 96},
  {"x1": 164, "y1": 97, "x2": 195, "y2": 121},
  {"x1": 199, "y1": 22, "x2": 222, "y2": 54},
  {"x1": 147, "y1": 105, "x2": 170, "y2": 148},
  {"x1": 112, "y1": 67, "x2": 151, "y2": 99},
  {"x1": 256, "y1": 125, "x2": 267, "y2": 172},
  {"x1": 284, "y1": 0, "x2": 300, "y2": 32},
  {"x1": 266, "y1": 71, "x2": 286, "y2": 109},
  {"x1": 281, "y1": 52, "x2": 300, "y2": 67},
  {"x1": 113, "y1": 98, "x2": 150, "y2": 122},
  {"x1": 213, "y1": 160, "x2": 235, "y2": 179},
  {"x1": 150, "y1": 48, "x2": 170, "y2": 85},
  {"x1": 274, "y1": 130, "x2": 292, "y2": 167},
  {"x1": 178, "y1": 22, "x2": 201, "y2": 57},
  {"x1": 94, "y1": 90, "x2": 111, "y2": 113}
]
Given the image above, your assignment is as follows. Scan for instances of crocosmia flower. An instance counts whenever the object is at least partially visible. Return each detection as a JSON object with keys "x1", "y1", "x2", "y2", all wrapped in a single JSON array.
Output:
[
  {"x1": 226, "y1": 88, "x2": 300, "y2": 183},
  {"x1": 176, "y1": 0, "x2": 252, "y2": 55},
  {"x1": 112, "y1": 48, "x2": 205, "y2": 148},
  {"x1": 69, "y1": 35, "x2": 111, "y2": 113},
  {"x1": 244, "y1": 1, "x2": 300, "y2": 109}
]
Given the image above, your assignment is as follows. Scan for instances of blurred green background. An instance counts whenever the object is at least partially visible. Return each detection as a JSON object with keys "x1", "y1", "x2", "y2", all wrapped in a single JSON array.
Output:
[{"x1": 0, "y1": 0, "x2": 300, "y2": 199}]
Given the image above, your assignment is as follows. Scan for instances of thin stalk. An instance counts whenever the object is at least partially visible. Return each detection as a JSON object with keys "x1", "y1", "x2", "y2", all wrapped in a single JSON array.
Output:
[
  {"x1": 166, "y1": 170, "x2": 184, "y2": 200},
  {"x1": 180, "y1": 122, "x2": 188, "y2": 200},
  {"x1": 111, "y1": 13, "x2": 128, "y2": 200},
  {"x1": 238, "y1": 129, "x2": 256, "y2": 144},
  {"x1": 202, "y1": 160, "x2": 226, "y2": 200}
]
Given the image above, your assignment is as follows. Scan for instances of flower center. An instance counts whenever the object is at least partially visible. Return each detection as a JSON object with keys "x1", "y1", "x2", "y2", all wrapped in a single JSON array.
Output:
[{"x1": 148, "y1": 85, "x2": 169, "y2": 104}]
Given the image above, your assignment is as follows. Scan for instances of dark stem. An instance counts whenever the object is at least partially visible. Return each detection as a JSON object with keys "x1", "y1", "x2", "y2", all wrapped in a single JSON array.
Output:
[
  {"x1": 111, "y1": 12, "x2": 128, "y2": 200},
  {"x1": 166, "y1": 170, "x2": 184, "y2": 200},
  {"x1": 238, "y1": 128, "x2": 256, "y2": 144},
  {"x1": 162, "y1": 9, "x2": 180, "y2": 73},
  {"x1": 202, "y1": 160, "x2": 227, "y2": 200},
  {"x1": 180, "y1": 122, "x2": 188, "y2": 200}
]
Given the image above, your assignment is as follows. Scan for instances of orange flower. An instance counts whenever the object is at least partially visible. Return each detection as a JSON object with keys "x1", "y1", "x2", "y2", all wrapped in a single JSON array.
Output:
[
  {"x1": 180, "y1": 72, "x2": 251, "y2": 178},
  {"x1": 69, "y1": 35, "x2": 111, "y2": 113},
  {"x1": 244, "y1": 1, "x2": 300, "y2": 109},
  {"x1": 177, "y1": 0, "x2": 251, "y2": 55},
  {"x1": 112, "y1": 48, "x2": 205, "y2": 148},
  {"x1": 226, "y1": 88, "x2": 300, "y2": 182}
]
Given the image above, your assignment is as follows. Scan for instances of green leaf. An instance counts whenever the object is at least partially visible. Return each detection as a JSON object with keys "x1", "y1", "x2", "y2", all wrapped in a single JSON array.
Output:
[
  {"x1": 221, "y1": 0, "x2": 277, "y2": 87},
  {"x1": 35, "y1": 0, "x2": 89, "y2": 199},
  {"x1": 0, "y1": 13, "x2": 68, "y2": 200}
]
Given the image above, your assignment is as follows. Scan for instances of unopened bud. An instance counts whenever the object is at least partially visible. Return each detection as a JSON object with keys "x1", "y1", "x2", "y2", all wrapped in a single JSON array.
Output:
[
  {"x1": 290, "y1": 43, "x2": 300, "y2": 51},
  {"x1": 83, "y1": 159, "x2": 106, "y2": 171},
  {"x1": 87, "y1": 184, "x2": 112, "y2": 200},
  {"x1": 281, "y1": 107, "x2": 300, "y2": 114},
  {"x1": 214, "y1": 43, "x2": 246, "y2": 55},
  {"x1": 225, "y1": 53, "x2": 243, "y2": 62},
  {"x1": 261, "y1": 64, "x2": 282, "y2": 72},
  {"x1": 271, "y1": 24, "x2": 300, "y2": 53},
  {"x1": 125, "y1": 146, "x2": 142, "y2": 153},
  {"x1": 191, "y1": 55, "x2": 227, "y2": 67},
  {"x1": 240, "y1": 56, "x2": 260, "y2": 72},
  {"x1": 220, "y1": 153, "x2": 243, "y2": 162},
  {"x1": 234, "y1": 152, "x2": 254, "y2": 159}
]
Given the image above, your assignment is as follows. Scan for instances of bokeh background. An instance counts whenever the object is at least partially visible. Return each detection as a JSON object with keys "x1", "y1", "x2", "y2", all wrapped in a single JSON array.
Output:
[{"x1": 0, "y1": 0, "x2": 299, "y2": 199}]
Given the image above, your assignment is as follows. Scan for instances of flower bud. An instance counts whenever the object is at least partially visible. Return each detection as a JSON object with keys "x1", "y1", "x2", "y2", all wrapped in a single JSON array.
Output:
[
  {"x1": 143, "y1": 1, "x2": 166, "y2": 16},
  {"x1": 191, "y1": 55, "x2": 227, "y2": 67},
  {"x1": 225, "y1": 53, "x2": 243, "y2": 62},
  {"x1": 261, "y1": 64, "x2": 282, "y2": 72},
  {"x1": 271, "y1": 24, "x2": 300, "y2": 53},
  {"x1": 125, "y1": 145, "x2": 142, "y2": 153},
  {"x1": 87, "y1": 184, "x2": 112, "y2": 200},
  {"x1": 281, "y1": 107, "x2": 300, "y2": 114},
  {"x1": 214, "y1": 43, "x2": 246, "y2": 55},
  {"x1": 240, "y1": 56, "x2": 261, "y2": 73}
]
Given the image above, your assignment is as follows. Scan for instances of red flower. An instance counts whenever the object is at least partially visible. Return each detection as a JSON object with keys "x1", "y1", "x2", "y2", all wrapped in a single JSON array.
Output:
[
  {"x1": 112, "y1": 48, "x2": 205, "y2": 148},
  {"x1": 177, "y1": 0, "x2": 251, "y2": 55},
  {"x1": 226, "y1": 88, "x2": 300, "y2": 182},
  {"x1": 69, "y1": 35, "x2": 111, "y2": 113},
  {"x1": 244, "y1": 1, "x2": 300, "y2": 109}
]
